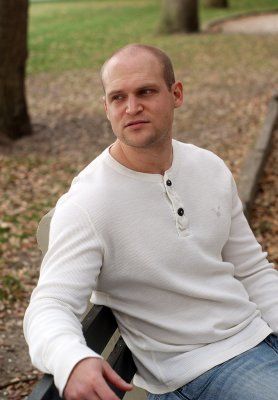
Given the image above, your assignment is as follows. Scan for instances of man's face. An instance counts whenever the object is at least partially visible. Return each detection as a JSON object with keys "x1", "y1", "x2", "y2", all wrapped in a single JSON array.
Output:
[{"x1": 102, "y1": 50, "x2": 183, "y2": 150}]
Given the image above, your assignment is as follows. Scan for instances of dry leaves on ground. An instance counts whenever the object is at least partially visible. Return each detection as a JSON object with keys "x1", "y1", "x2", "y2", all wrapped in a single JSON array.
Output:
[{"x1": 1, "y1": 36, "x2": 278, "y2": 400}]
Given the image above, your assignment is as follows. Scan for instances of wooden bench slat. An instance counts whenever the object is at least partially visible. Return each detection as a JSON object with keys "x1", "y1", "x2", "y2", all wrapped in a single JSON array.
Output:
[
  {"x1": 108, "y1": 337, "x2": 137, "y2": 398},
  {"x1": 27, "y1": 374, "x2": 60, "y2": 400},
  {"x1": 82, "y1": 305, "x2": 118, "y2": 353},
  {"x1": 27, "y1": 305, "x2": 137, "y2": 400}
]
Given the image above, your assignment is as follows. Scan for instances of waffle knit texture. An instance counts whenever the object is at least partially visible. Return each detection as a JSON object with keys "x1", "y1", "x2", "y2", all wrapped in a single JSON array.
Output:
[{"x1": 24, "y1": 140, "x2": 277, "y2": 396}]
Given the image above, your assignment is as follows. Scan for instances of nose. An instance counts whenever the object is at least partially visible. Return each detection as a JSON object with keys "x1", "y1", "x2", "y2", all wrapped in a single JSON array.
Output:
[{"x1": 126, "y1": 95, "x2": 143, "y2": 115}]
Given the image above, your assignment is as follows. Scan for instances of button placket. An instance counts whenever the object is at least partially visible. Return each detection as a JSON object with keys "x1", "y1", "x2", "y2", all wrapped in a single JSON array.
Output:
[{"x1": 163, "y1": 176, "x2": 189, "y2": 236}]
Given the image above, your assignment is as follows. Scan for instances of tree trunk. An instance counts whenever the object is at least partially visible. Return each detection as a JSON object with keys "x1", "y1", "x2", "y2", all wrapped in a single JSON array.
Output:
[
  {"x1": 160, "y1": 0, "x2": 199, "y2": 34},
  {"x1": 0, "y1": 0, "x2": 32, "y2": 142},
  {"x1": 203, "y1": 0, "x2": 229, "y2": 7}
]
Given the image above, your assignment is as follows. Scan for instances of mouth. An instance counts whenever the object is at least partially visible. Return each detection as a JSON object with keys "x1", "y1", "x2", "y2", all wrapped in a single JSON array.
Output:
[{"x1": 124, "y1": 120, "x2": 150, "y2": 128}]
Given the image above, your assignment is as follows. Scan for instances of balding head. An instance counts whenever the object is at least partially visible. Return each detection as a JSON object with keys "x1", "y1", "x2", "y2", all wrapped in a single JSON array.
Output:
[{"x1": 101, "y1": 44, "x2": 176, "y2": 91}]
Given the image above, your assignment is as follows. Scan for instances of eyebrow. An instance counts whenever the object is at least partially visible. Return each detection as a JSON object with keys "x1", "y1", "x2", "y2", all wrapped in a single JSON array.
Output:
[{"x1": 106, "y1": 83, "x2": 160, "y2": 99}]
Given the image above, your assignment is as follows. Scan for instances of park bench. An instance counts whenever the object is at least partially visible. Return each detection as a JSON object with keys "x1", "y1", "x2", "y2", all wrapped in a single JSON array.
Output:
[{"x1": 28, "y1": 304, "x2": 137, "y2": 400}]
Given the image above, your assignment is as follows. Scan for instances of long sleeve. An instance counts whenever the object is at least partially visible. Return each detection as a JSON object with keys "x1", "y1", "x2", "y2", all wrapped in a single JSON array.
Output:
[
  {"x1": 222, "y1": 177, "x2": 278, "y2": 334},
  {"x1": 23, "y1": 198, "x2": 104, "y2": 396},
  {"x1": 24, "y1": 142, "x2": 277, "y2": 396}
]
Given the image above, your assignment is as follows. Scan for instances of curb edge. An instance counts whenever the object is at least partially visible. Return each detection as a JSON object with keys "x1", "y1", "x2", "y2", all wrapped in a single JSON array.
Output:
[{"x1": 238, "y1": 93, "x2": 278, "y2": 221}]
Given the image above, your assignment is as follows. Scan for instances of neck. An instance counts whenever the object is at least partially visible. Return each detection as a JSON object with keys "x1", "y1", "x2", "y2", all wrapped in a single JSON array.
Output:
[{"x1": 110, "y1": 139, "x2": 173, "y2": 175}]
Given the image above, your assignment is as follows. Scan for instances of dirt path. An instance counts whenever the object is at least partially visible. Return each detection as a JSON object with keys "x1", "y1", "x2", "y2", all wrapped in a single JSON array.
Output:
[{"x1": 208, "y1": 12, "x2": 278, "y2": 34}]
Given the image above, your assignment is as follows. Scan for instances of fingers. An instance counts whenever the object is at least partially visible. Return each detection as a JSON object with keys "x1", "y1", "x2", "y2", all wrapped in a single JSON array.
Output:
[
  {"x1": 94, "y1": 377, "x2": 122, "y2": 400},
  {"x1": 63, "y1": 357, "x2": 133, "y2": 400},
  {"x1": 93, "y1": 377, "x2": 120, "y2": 400},
  {"x1": 103, "y1": 361, "x2": 133, "y2": 391},
  {"x1": 65, "y1": 373, "x2": 119, "y2": 400}
]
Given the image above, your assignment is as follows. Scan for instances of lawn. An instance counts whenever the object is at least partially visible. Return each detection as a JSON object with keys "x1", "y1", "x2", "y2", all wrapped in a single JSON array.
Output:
[{"x1": 27, "y1": 0, "x2": 278, "y2": 73}]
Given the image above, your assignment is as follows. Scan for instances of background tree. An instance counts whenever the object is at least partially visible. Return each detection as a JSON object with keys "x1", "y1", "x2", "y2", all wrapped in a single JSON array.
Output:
[
  {"x1": 203, "y1": 0, "x2": 229, "y2": 7},
  {"x1": 160, "y1": 0, "x2": 199, "y2": 34},
  {"x1": 0, "y1": 0, "x2": 32, "y2": 143}
]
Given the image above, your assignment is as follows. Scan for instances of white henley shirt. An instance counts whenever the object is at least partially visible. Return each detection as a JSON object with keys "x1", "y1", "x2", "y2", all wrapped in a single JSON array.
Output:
[{"x1": 24, "y1": 140, "x2": 278, "y2": 396}]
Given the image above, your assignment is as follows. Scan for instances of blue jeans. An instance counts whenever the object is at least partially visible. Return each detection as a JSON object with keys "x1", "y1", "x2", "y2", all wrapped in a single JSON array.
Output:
[{"x1": 148, "y1": 334, "x2": 278, "y2": 400}]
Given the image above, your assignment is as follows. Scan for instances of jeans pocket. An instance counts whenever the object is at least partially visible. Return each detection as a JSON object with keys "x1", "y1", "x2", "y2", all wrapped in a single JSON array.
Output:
[
  {"x1": 175, "y1": 386, "x2": 192, "y2": 400},
  {"x1": 264, "y1": 334, "x2": 278, "y2": 354},
  {"x1": 176, "y1": 361, "x2": 227, "y2": 400}
]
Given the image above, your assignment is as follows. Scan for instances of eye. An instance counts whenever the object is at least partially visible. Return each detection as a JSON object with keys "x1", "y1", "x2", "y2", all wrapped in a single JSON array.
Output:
[
  {"x1": 112, "y1": 94, "x2": 124, "y2": 102},
  {"x1": 109, "y1": 93, "x2": 126, "y2": 103},
  {"x1": 138, "y1": 88, "x2": 157, "y2": 97},
  {"x1": 141, "y1": 88, "x2": 153, "y2": 95}
]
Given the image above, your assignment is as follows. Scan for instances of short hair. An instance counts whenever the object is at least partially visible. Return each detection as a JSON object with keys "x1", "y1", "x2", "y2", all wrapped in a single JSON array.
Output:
[{"x1": 101, "y1": 44, "x2": 176, "y2": 90}]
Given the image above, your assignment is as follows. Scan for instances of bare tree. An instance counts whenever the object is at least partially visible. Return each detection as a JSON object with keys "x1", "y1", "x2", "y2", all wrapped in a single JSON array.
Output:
[
  {"x1": 0, "y1": 0, "x2": 32, "y2": 143},
  {"x1": 203, "y1": 0, "x2": 229, "y2": 7},
  {"x1": 160, "y1": 0, "x2": 199, "y2": 34}
]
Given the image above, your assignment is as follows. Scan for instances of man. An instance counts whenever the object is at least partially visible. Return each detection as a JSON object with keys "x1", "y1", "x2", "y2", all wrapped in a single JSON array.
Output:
[{"x1": 24, "y1": 44, "x2": 278, "y2": 400}]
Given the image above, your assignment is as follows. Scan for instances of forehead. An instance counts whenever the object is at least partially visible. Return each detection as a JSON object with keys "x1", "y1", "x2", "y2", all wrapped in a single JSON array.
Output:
[{"x1": 102, "y1": 50, "x2": 165, "y2": 92}]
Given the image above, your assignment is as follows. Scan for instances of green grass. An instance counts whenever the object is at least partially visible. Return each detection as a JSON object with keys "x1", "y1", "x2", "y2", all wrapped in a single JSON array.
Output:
[
  {"x1": 28, "y1": 0, "x2": 278, "y2": 74},
  {"x1": 0, "y1": 273, "x2": 25, "y2": 301}
]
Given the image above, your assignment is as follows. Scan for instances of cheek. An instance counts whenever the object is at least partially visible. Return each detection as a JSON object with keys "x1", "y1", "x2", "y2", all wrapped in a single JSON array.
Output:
[
  {"x1": 153, "y1": 98, "x2": 173, "y2": 114},
  {"x1": 106, "y1": 109, "x2": 116, "y2": 124},
  {"x1": 158, "y1": 103, "x2": 174, "y2": 123},
  {"x1": 107, "y1": 105, "x2": 124, "y2": 122},
  {"x1": 107, "y1": 111, "x2": 123, "y2": 134}
]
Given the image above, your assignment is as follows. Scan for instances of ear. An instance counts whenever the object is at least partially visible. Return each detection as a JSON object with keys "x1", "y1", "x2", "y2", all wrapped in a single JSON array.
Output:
[
  {"x1": 103, "y1": 96, "x2": 110, "y2": 121},
  {"x1": 172, "y1": 81, "x2": 183, "y2": 108}
]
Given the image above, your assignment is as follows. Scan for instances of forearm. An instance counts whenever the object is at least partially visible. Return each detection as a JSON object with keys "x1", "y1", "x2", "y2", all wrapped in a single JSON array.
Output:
[
  {"x1": 24, "y1": 299, "x2": 101, "y2": 395},
  {"x1": 222, "y1": 177, "x2": 278, "y2": 332},
  {"x1": 238, "y1": 261, "x2": 278, "y2": 334}
]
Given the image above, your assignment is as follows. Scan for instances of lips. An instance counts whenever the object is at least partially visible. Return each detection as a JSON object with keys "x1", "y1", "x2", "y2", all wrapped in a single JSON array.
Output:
[{"x1": 125, "y1": 120, "x2": 149, "y2": 128}]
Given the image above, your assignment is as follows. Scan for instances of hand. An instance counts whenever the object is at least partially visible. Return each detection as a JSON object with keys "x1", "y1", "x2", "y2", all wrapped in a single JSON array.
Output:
[{"x1": 63, "y1": 357, "x2": 133, "y2": 400}]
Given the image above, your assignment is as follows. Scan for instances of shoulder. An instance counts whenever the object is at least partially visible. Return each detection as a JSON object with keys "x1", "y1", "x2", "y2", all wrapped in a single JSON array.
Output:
[
  {"x1": 173, "y1": 140, "x2": 228, "y2": 169},
  {"x1": 51, "y1": 148, "x2": 111, "y2": 216},
  {"x1": 173, "y1": 140, "x2": 233, "y2": 183}
]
